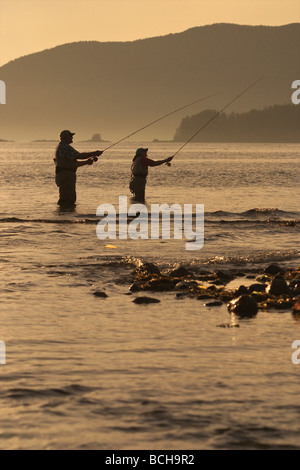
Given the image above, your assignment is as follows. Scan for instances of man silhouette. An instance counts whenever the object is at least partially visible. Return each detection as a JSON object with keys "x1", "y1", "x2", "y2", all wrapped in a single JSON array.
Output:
[{"x1": 55, "y1": 130, "x2": 102, "y2": 206}]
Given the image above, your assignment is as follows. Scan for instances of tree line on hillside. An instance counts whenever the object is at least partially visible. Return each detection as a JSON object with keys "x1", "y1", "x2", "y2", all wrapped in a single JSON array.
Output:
[{"x1": 173, "y1": 104, "x2": 300, "y2": 143}]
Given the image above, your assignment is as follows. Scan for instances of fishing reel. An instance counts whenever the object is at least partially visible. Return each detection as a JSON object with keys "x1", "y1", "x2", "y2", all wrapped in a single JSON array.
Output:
[
  {"x1": 93, "y1": 157, "x2": 98, "y2": 162},
  {"x1": 166, "y1": 162, "x2": 171, "y2": 167}
]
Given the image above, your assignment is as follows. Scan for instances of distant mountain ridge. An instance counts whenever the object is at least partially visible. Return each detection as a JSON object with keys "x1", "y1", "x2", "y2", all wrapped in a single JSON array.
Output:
[{"x1": 0, "y1": 23, "x2": 299, "y2": 141}]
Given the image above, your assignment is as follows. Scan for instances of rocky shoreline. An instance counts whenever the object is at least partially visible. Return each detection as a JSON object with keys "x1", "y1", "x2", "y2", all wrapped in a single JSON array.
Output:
[{"x1": 123, "y1": 262, "x2": 300, "y2": 318}]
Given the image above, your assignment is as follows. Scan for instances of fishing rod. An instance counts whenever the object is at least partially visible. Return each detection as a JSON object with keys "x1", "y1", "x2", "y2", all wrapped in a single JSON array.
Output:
[
  {"x1": 94, "y1": 92, "x2": 219, "y2": 158},
  {"x1": 167, "y1": 77, "x2": 263, "y2": 164}
]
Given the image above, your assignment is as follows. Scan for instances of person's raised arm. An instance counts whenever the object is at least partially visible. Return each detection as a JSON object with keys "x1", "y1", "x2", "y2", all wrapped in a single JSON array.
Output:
[
  {"x1": 76, "y1": 150, "x2": 103, "y2": 160},
  {"x1": 150, "y1": 156, "x2": 173, "y2": 167}
]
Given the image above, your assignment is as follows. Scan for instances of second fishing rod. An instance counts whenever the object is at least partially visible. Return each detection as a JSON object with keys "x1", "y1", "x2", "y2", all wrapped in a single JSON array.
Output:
[
  {"x1": 165, "y1": 77, "x2": 264, "y2": 166},
  {"x1": 91, "y1": 92, "x2": 218, "y2": 161}
]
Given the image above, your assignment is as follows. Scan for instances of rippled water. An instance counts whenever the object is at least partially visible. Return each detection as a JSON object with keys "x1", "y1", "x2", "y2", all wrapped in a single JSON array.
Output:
[{"x1": 0, "y1": 141, "x2": 299, "y2": 449}]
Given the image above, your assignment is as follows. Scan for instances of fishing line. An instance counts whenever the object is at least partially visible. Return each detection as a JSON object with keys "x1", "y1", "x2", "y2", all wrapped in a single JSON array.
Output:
[
  {"x1": 101, "y1": 92, "x2": 219, "y2": 153},
  {"x1": 171, "y1": 77, "x2": 264, "y2": 159}
]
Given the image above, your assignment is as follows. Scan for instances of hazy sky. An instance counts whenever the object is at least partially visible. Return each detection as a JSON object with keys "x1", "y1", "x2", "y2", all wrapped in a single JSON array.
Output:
[{"x1": 0, "y1": 0, "x2": 299, "y2": 66}]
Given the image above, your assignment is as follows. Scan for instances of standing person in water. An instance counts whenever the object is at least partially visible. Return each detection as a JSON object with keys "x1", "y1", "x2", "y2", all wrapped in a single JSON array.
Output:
[
  {"x1": 55, "y1": 130, "x2": 103, "y2": 207},
  {"x1": 129, "y1": 148, "x2": 173, "y2": 202}
]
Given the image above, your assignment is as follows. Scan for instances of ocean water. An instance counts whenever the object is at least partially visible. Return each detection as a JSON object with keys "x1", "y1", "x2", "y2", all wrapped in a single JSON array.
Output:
[{"x1": 0, "y1": 141, "x2": 299, "y2": 450}]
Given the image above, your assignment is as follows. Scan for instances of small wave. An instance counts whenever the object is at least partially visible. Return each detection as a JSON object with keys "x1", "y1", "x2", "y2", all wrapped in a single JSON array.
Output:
[
  {"x1": 1, "y1": 213, "x2": 299, "y2": 226},
  {"x1": 205, "y1": 250, "x2": 300, "y2": 266},
  {"x1": 241, "y1": 208, "x2": 298, "y2": 218},
  {"x1": 4, "y1": 384, "x2": 94, "y2": 400}
]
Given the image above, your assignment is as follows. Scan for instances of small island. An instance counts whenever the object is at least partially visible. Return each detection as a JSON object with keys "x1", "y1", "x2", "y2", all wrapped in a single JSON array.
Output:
[{"x1": 80, "y1": 133, "x2": 110, "y2": 143}]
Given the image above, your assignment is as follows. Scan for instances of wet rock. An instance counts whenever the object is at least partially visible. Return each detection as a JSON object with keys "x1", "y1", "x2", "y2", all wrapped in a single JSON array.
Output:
[
  {"x1": 266, "y1": 299, "x2": 293, "y2": 310},
  {"x1": 175, "y1": 280, "x2": 198, "y2": 290},
  {"x1": 134, "y1": 262, "x2": 161, "y2": 277},
  {"x1": 176, "y1": 292, "x2": 189, "y2": 299},
  {"x1": 292, "y1": 301, "x2": 300, "y2": 315},
  {"x1": 133, "y1": 296, "x2": 161, "y2": 304},
  {"x1": 215, "y1": 270, "x2": 234, "y2": 281},
  {"x1": 142, "y1": 277, "x2": 176, "y2": 292},
  {"x1": 216, "y1": 323, "x2": 240, "y2": 328},
  {"x1": 235, "y1": 285, "x2": 248, "y2": 297},
  {"x1": 228, "y1": 295, "x2": 258, "y2": 317},
  {"x1": 266, "y1": 274, "x2": 289, "y2": 296},
  {"x1": 205, "y1": 300, "x2": 223, "y2": 307},
  {"x1": 289, "y1": 278, "x2": 300, "y2": 288},
  {"x1": 248, "y1": 283, "x2": 267, "y2": 293},
  {"x1": 264, "y1": 264, "x2": 285, "y2": 276},
  {"x1": 289, "y1": 279, "x2": 300, "y2": 295},
  {"x1": 211, "y1": 279, "x2": 226, "y2": 286},
  {"x1": 93, "y1": 291, "x2": 108, "y2": 298},
  {"x1": 197, "y1": 294, "x2": 213, "y2": 300},
  {"x1": 256, "y1": 275, "x2": 270, "y2": 283},
  {"x1": 129, "y1": 282, "x2": 142, "y2": 292},
  {"x1": 207, "y1": 285, "x2": 217, "y2": 292},
  {"x1": 169, "y1": 266, "x2": 193, "y2": 278}
]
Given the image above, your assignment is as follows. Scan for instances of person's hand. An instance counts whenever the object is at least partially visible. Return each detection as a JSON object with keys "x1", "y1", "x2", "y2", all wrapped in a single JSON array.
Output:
[
  {"x1": 95, "y1": 150, "x2": 103, "y2": 156},
  {"x1": 87, "y1": 158, "x2": 94, "y2": 165},
  {"x1": 166, "y1": 156, "x2": 173, "y2": 162}
]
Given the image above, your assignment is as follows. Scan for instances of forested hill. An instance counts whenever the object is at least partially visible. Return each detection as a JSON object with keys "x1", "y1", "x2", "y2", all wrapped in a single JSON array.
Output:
[{"x1": 173, "y1": 104, "x2": 300, "y2": 142}]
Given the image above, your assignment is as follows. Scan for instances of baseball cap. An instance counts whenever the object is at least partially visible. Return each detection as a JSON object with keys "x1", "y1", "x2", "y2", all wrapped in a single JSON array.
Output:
[
  {"x1": 60, "y1": 130, "x2": 75, "y2": 139},
  {"x1": 135, "y1": 148, "x2": 148, "y2": 156}
]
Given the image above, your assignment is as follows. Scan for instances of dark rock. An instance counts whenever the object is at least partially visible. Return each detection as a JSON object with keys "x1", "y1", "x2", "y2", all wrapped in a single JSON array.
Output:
[
  {"x1": 248, "y1": 283, "x2": 267, "y2": 293},
  {"x1": 93, "y1": 291, "x2": 108, "y2": 298},
  {"x1": 205, "y1": 300, "x2": 223, "y2": 307},
  {"x1": 142, "y1": 277, "x2": 176, "y2": 292},
  {"x1": 175, "y1": 280, "x2": 198, "y2": 290},
  {"x1": 235, "y1": 285, "x2": 248, "y2": 297},
  {"x1": 264, "y1": 264, "x2": 285, "y2": 276},
  {"x1": 256, "y1": 275, "x2": 270, "y2": 283},
  {"x1": 289, "y1": 278, "x2": 300, "y2": 288},
  {"x1": 133, "y1": 296, "x2": 161, "y2": 304},
  {"x1": 228, "y1": 295, "x2": 258, "y2": 317},
  {"x1": 216, "y1": 323, "x2": 240, "y2": 328},
  {"x1": 176, "y1": 292, "x2": 188, "y2": 299},
  {"x1": 267, "y1": 299, "x2": 293, "y2": 310},
  {"x1": 215, "y1": 270, "x2": 234, "y2": 280},
  {"x1": 169, "y1": 266, "x2": 193, "y2": 278},
  {"x1": 197, "y1": 294, "x2": 213, "y2": 300},
  {"x1": 134, "y1": 262, "x2": 161, "y2": 277},
  {"x1": 292, "y1": 301, "x2": 300, "y2": 315},
  {"x1": 266, "y1": 274, "x2": 289, "y2": 296},
  {"x1": 129, "y1": 282, "x2": 142, "y2": 292},
  {"x1": 207, "y1": 285, "x2": 217, "y2": 291},
  {"x1": 211, "y1": 279, "x2": 226, "y2": 286},
  {"x1": 289, "y1": 279, "x2": 300, "y2": 294}
]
